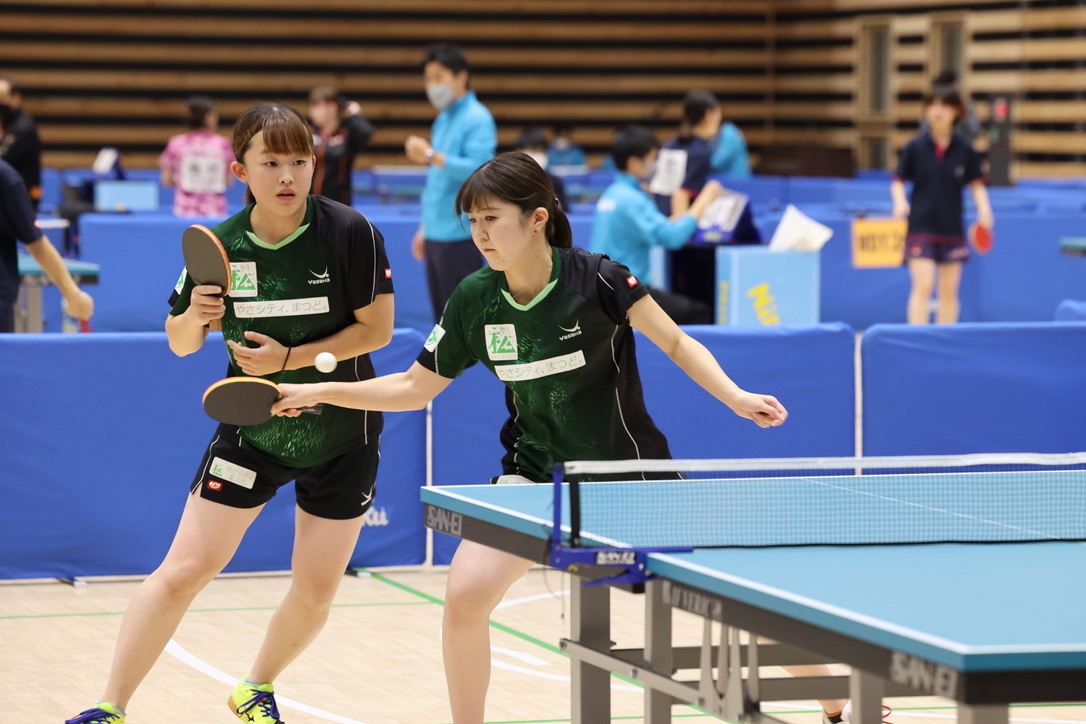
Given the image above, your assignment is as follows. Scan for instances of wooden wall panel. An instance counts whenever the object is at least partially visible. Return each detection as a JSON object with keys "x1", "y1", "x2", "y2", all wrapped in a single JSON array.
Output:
[
  {"x1": 1, "y1": 0, "x2": 1083, "y2": 177},
  {"x1": 0, "y1": 0, "x2": 773, "y2": 169}
]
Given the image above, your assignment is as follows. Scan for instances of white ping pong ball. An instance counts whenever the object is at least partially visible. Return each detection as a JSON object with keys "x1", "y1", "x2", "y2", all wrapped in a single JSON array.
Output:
[{"x1": 315, "y1": 352, "x2": 337, "y2": 373}]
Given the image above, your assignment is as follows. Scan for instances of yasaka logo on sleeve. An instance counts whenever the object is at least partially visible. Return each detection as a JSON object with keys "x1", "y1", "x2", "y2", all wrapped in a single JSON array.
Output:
[
  {"x1": 626, "y1": 275, "x2": 639, "y2": 288},
  {"x1": 384, "y1": 268, "x2": 392, "y2": 279}
]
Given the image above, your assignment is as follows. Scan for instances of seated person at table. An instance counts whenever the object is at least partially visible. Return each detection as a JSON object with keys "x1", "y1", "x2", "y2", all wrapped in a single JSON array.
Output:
[
  {"x1": 547, "y1": 123, "x2": 587, "y2": 168},
  {"x1": 0, "y1": 158, "x2": 93, "y2": 332},
  {"x1": 590, "y1": 124, "x2": 722, "y2": 325},
  {"x1": 654, "y1": 90, "x2": 749, "y2": 217},
  {"x1": 513, "y1": 126, "x2": 569, "y2": 211}
]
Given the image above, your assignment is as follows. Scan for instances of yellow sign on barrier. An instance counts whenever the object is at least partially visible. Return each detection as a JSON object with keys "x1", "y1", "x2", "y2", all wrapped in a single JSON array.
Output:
[{"x1": 851, "y1": 218, "x2": 907, "y2": 268}]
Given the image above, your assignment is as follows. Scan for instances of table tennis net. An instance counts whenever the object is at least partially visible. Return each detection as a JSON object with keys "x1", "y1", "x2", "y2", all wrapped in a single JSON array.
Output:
[{"x1": 557, "y1": 453, "x2": 1086, "y2": 548}]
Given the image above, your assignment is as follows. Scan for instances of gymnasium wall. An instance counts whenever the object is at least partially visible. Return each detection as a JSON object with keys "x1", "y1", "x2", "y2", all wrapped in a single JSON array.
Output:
[
  {"x1": 772, "y1": 0, "x2": 1086, "y2": 177},
  {"x1": 3, "y1": 0, "x2": 1083, "y2": 177}
]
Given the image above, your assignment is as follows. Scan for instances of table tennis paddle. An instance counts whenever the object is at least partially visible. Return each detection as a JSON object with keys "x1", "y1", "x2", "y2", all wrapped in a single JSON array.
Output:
[
  {"x1": 968, "y1": 222, "x2": 993, "y2": 254},
  {"x1": 182, "y1": 224, "x2": 230, "y2": 331},
  {"x1": 202, "y1": 377, "x2": 323, "y2": 426}
]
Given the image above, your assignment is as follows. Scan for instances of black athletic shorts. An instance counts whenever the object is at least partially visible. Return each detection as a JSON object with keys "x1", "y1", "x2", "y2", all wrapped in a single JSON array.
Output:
[{"x1": 188, "y1": 423, "x2": 380, "y2": 520}]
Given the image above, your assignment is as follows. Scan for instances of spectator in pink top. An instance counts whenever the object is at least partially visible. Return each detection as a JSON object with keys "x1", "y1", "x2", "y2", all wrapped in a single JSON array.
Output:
[{"x1": 158, "y1": 96, "x2": 234, "y2": 217}]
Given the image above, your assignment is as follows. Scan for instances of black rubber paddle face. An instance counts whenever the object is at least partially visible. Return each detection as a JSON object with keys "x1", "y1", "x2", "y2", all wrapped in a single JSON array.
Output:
[
  {"x1": 202, "y1": 378, "x2": 280, "y2": 426},
  {"x1": 182, "y1": 224, "x2": 231, "y2": 293}
]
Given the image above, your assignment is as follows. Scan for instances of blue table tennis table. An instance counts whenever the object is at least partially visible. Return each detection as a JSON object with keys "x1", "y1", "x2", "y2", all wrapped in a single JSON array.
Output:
[{"x1": 422, "y1": 470, "x2": 1086, "y2": 724}]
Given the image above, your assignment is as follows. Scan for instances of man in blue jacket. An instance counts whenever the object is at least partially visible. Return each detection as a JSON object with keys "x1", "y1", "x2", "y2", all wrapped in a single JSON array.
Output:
[
  {"x1": 590, "y1": 125, "x2": 722, "y2": 325},
  {"x1": 405, "y1": 43, "x2": 497, "y2": 321}
]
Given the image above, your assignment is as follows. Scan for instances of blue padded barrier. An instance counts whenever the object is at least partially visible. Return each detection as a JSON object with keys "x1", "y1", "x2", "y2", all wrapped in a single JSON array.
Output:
[
  {"x1": 1055, "y1": 300, "x2": 1086, "y2": 321},
  {"x1": 79, "y1": 213, "x2": 198, "y2": 332},
  {"x1": 971, "y1": 212, "x2": 1086, "y2": 322},
  {"x1": 0, "y1": 329, "x2": 426, "y2": 579},
  {"x1": 429, "y1": 323, "x2": 856, "y2": 563},
  {"x1": 861, "y1": 323, "x2": 1086, "y2": 456}
]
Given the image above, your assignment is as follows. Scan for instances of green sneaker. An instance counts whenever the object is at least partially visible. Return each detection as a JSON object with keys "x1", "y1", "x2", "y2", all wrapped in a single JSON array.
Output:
[
  {"x1": 65, "y1": 702, "x2": 125, "y2": 723},
  {"x1": 228, "y1": 677, "x2": 285, "y2": 724}
]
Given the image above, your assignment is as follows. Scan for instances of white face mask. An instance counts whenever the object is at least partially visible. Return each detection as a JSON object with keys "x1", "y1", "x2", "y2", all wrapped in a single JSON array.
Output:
[
  {"x1": 524, "y1": 151, "x2": 549, "y2": 169},
  {"x1": 552, "y1": 137, "x2": 571, "y2": 151},
  {"x1": 426, "y1": 83, "x2": 456, "y2": 111}
]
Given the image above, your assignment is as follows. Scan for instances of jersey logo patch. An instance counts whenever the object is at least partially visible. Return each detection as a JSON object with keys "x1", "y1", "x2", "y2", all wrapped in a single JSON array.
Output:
[
  {"x1": 209, "y1": 457, "x2": 256, "y2": 489},
  {"x1": 558, "y1": 320, "x2": 582, "y2": 341},
  {"x1": 308, "y1": 267, "x2": 331, "y2": 285},
  {"x1": 626, "y1": 274, "x2": 639, "y2": 288},
  {"x1": 384, "y1": 268, "x2": 392, "y2": 279},
  {"x1": 230, "y1": 262, "x2": 258, "y2": 298},
  {"x1": 424, "y1": 324, "x2": 445, "y2": 352},
  {"x1": 485, "y1": 324, "x2": 519, "y2": 361}
]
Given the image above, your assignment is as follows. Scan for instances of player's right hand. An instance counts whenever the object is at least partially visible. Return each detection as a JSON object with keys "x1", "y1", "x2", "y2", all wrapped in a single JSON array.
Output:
[
  {"x1": 411, "y1": 228, "x2": 425, "y2": 262},
  {"x1": 701, "y1": 179, "x2": 726, "y2": 201},
  {"x1": 188, "y1": 284, "x2": 226, "y2": 325},
  {"x1": 272, "y1": 383, "x2": 318, "y2": 417}
]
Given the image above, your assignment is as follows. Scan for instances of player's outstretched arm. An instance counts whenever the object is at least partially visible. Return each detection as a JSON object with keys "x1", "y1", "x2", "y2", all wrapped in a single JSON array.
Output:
[
  {"x1": 273, "y1": 361, "x2": 451, "y2": 416},
  {"x1": 628, "y1": 295, "x2": 787, "y2": 428}
]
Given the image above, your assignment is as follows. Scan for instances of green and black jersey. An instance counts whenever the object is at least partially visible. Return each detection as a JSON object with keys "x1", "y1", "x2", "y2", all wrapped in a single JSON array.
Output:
[
  {"x1": 418, "y1": 246, "x2": 672, "y2": 481},
  {"x1": 170, "y1": 195, "x2": 394, "y2": 467}
]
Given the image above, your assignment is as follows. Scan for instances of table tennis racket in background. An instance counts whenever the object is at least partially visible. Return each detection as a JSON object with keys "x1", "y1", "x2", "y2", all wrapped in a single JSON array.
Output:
[
  {"x1": 202, "y1": 377, "x2": 323, "y2": 426},
  {"x1": 182, "y1": 224, "x2": 230, "y2": 331},
  {"x1": 969, "y1": 222, "x2": 993, "y2": 254}
]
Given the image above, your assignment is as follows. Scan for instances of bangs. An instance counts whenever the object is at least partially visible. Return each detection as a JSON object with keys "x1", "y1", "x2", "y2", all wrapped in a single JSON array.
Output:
[
  {"x1": 261, "y1": 108, "x2": 313, "y2": 156},
  {"x1": 455, "y1": 167, "x2": 499, "y2": 216}
]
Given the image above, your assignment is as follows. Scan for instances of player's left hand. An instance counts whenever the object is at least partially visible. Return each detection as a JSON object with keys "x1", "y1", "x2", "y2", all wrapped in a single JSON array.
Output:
[
  {"x1": 227, "y1": 331, "x2": 287, "y2": 376},
  {"x1": 730, "y1": 392, "x2": 788, "y2": 428}
]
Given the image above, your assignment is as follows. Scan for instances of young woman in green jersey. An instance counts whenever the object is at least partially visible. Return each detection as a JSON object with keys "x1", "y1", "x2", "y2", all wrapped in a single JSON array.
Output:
[
  {"x1": 66, "y1": 104, "x2": 395, "y2": 724},
  {"x1": 270, "y1": 152, "x2": 798, "y2": 723}
]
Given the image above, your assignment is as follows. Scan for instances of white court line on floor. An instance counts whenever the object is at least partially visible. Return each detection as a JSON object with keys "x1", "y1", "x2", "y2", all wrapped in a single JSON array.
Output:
[
  {"x1": 761, "y1": 701, "x2": 1084, "y2": 724},
  {"x1": 165, "y1": 639, "x2": 368, "y2": 724},
  {"x1": 495, "y1": 588, "x2": 569, "y2": 609}
]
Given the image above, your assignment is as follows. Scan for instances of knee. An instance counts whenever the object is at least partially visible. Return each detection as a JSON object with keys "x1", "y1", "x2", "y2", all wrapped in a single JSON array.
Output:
[
  {"x1": 443, "y1": 579, "x2": 498, "y2": 629},
  {"x1": 153, "y1": 555, "x2": 220, "y2": 598},
  {"x1": 289, "y1": 576, "x2": 341, "y2": 611}
]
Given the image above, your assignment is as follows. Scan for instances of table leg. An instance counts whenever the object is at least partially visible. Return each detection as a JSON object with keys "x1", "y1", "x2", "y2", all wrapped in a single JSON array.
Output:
[
  {"x1": 960, "y1": 705, "x2": 1008, "y2": 724},
  {"x1": 571, "y1": 580, "x2": 611, "y2": 724},
  {"x1": 850, "y1": 668, "x2": 885, "y2": 724},
  {"x1": 645, "y1": 580, "x2": 673, "y2": 723}
]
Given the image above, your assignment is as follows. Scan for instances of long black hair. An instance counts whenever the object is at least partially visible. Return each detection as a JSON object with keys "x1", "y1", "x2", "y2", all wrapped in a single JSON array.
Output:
[{"x1": 455, "y1": 152, "x2": 572, "y2": 249}]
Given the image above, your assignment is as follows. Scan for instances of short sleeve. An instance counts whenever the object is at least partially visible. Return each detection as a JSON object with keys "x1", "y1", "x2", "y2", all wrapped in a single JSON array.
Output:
[
  {"x1": 680, "y1": 140, "x2": 712, "y2": 194},
  {"x1": 894, "y1": 141, "x2": 915, "y2": 181},
  {"x1": 167, "y1": 265, "x2": 195, "y2": 313},
  {"x1": 0, "y1": 172, "x2": 41, "y2": 244},
  {"x1": 963, "y1": 145, "x2": 985, "y2": 184},
  {"x1": 415, "y1": 285, "x2": 478, "y2": 379},
  {"x1": 344, "y1": 214, "x2": 394, "y2": 311},
  {"x1": 158, "y1": 136, "x2": 179, "y2": 173},
  {"x1": 596, "y1": 255, "x2": 650, "y2": 324}
]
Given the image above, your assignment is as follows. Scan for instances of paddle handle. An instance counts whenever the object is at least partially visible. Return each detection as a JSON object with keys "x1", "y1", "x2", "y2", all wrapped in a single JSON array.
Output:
[{"x1": 209, "y1": 319, "x2": 222, "y2": 331}]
